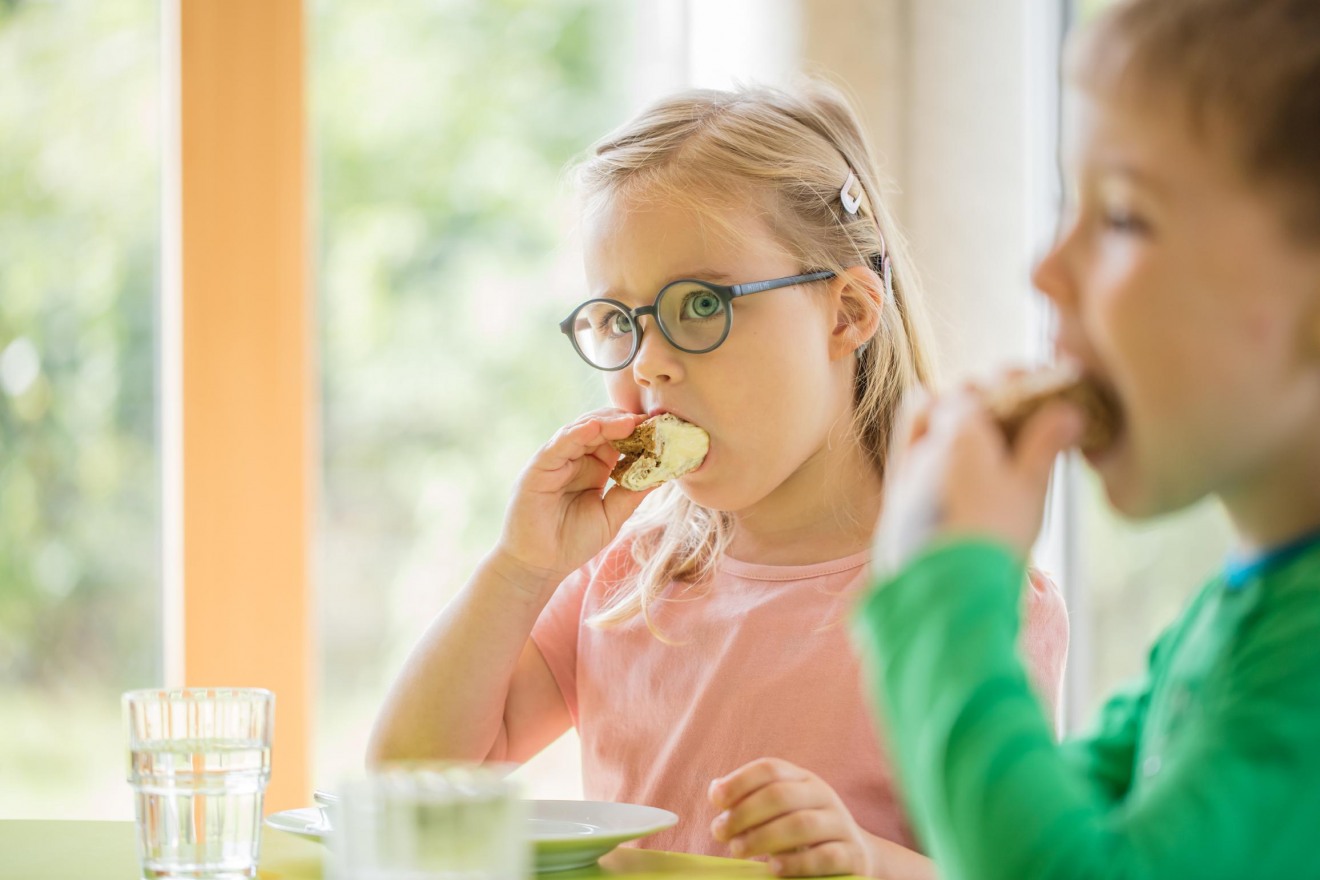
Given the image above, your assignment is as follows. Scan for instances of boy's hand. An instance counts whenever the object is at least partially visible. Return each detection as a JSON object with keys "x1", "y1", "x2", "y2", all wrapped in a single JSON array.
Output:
[
  {"x1": 708, "y1": 758, "x2": 872, "y2": 877},
  {"x1": 875, "y1": 383, "x2": 1084, "y2": 570},
  {"x1": 494, "y1": 408, "x2": 652, "y2": 594}
]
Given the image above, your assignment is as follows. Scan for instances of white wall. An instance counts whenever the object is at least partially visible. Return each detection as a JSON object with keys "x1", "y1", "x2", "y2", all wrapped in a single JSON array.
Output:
[{"x1": 802, "y1": 0, "x2": 1057, "y2": 383}]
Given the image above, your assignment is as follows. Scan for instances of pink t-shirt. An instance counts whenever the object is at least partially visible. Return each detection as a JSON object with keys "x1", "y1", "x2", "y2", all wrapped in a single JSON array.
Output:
[{"x1": 530, "y1": 536, "x2": 1068, "y2": 857}]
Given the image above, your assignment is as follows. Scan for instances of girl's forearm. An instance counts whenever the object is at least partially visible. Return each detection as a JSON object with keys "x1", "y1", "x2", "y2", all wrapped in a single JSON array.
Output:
[{"x1": 365, "y1": 552, "x2": 561, "y2": 765}]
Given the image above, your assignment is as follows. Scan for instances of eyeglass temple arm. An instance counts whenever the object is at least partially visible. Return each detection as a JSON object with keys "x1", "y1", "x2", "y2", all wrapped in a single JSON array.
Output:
[{"x1": 729, "y1": 270, "x2": 836, "y2": 298}]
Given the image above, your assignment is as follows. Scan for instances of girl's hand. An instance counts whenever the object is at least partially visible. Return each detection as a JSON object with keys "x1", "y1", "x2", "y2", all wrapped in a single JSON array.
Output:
[
  {"x1": 493, "y1": 408, "x2": 653, "y2": 594},
  {"x1": 875, "y1": 384, "x2": 1084, "y2": 570},
  {"x1": 708, "y1": 758, "x2": 873, "y2": 877}
]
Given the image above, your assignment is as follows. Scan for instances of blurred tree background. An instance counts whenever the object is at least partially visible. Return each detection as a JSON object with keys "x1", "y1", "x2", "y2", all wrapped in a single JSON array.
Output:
[
  {"x1": 311, "y1": 0, "x2": 625, "y2": 792},
  {"x1": 0, "y1": 0, "x2": 629, "y2": 816},
  {"x1": 0, "y1": 0, "x2": 160, "y2": 817}
]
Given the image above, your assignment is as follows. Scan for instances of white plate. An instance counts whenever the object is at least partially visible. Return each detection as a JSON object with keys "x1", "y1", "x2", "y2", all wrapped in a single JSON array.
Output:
[
  {"x1": 264, "y1": 799, "x2": 678, "y2": 873},
  {"x1": 264, "y1": 807, "x2": 330, "y2": 843}
]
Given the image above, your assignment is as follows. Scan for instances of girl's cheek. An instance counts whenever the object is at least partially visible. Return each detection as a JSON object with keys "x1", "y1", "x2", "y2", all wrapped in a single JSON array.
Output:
[{"x1": 604, "y1": 376, "x2": 642, "y2": 411}]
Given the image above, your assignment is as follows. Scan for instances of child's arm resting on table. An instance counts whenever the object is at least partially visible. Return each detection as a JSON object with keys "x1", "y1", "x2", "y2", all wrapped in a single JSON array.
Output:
[
  {"x1": 854, "y1": 538, "x2": 1320, "y2": 880},
  {"x1": 367, "y1": 409, "x2": 651, "y2": 765}
]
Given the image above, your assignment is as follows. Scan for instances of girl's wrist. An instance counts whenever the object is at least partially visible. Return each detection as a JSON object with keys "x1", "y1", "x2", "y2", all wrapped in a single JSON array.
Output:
[
  {"x1": 482, "y1": 548, "x2": 566, "y2": 605},
  {"x1": 862, "y1": 830, "x2": 935, "y2": 880}
]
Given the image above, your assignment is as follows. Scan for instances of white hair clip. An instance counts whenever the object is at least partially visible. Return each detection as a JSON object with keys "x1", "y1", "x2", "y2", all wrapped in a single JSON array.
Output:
[
  {"x1": 840, "y1": 170, "x2": 864, "y2": 215},
  {"x1": 842, "y1": 170, "x2": 894, "y2": 303}
]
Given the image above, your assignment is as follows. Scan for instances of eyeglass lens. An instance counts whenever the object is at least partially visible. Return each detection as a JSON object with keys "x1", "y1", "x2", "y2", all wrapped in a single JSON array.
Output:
[{"x1": 570, "y1": 282, "x2": 729, "y2": 369}]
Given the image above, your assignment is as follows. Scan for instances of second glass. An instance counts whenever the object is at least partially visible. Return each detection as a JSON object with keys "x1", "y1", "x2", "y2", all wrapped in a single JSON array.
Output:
[{"x1": 328, "y1": 763, "x2": 528, "y2": 880}]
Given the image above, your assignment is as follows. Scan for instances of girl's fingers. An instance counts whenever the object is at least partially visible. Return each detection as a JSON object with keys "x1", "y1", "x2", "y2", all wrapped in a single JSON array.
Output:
[
  {"x1": 535, "y1": 413, "x2": 640, "y2": 474},
  {"x1": 728, "y1": 807, "x2": 845, "y2": 859},
  {"x1": 768, "y1": 840, "x2": 856, "y2": 878},
  {"x1": 708, "y1": 758, "x2": 808, "y2": 813},
  {"x1": 558, "y1": 452, "x2": 617, "y2": 495},
  {"x1": 714, "y1": 780, "x2": 826, "y2": 842},
  {"x1": 601, "y1": 481, "x2": 655, "y2": 533}
]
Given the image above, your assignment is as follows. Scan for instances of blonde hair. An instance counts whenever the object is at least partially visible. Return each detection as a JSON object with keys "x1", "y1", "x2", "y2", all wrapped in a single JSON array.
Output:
[
  {"x1": 577, "y1": 81, "x2": 937, "y2": 633},
  {"x1": 1071, "y1": 0, "x2": 1320, "y2": 241}
]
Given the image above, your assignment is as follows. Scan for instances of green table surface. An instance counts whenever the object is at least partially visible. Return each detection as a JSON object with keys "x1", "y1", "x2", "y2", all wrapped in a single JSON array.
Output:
[{"x1": 0, "y1": 820, "x2": 864, "y2": 879}]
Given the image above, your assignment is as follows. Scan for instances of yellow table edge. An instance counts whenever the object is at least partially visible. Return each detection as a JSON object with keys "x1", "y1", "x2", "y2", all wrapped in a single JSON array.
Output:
[{"x1": 0, "y1": 820, "x2": 865, "y2": 878}]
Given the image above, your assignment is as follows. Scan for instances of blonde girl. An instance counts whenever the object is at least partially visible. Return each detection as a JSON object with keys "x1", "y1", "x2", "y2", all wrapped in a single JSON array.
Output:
[{"x1": 372, "y1": 81, "x2": 1068, "y2": 878}]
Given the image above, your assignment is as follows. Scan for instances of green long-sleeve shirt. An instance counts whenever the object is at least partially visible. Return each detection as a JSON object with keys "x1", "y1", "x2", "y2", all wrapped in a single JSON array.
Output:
[{"x1": 853, "y1": 536, "x2": 1320, "y2": 880}]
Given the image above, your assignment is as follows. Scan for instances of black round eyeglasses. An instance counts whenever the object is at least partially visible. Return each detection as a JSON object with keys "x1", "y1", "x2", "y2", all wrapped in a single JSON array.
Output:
[{"x1": 558, "y1": 270, "x2": 835, "y2": 371}]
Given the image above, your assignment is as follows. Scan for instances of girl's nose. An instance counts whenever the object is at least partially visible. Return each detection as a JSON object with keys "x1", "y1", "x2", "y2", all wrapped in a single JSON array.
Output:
[{"x1": 631, "y1": 316, "x2": 682, "y2": 386}]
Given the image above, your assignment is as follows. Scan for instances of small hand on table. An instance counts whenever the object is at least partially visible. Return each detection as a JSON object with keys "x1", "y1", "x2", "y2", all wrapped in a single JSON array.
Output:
[{"x1": 708, "y1": 758, "x2": 874, "y2": 878}]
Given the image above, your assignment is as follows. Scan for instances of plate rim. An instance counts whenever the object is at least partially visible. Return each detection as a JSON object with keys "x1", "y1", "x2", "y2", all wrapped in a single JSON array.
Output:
[{"x1": 265, "y1": 798, "x2": 678, "y2": 845}]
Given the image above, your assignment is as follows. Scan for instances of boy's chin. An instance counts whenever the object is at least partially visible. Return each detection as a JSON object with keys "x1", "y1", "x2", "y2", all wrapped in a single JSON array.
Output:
[{"x1": 1094, "y1": 458, "x2": 1207, "y2": 521}]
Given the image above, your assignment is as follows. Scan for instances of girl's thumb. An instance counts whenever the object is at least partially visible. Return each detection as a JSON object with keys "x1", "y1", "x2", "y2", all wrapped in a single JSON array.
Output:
[
  {"x1": 602, "y1": 482, "x2": 655, "y2": 533},
  {"x1": 1014, "y1": 402, "x2": 1085, "y2": 492}
]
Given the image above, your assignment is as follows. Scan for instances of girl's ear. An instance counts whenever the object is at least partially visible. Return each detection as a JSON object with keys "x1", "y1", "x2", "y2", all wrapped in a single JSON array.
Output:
[{"x1": 827, "y1": 263, "x2": 884, "y2": 361}]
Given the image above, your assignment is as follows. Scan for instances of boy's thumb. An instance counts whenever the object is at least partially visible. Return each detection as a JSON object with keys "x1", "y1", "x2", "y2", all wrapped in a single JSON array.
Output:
[{"x1": 1014, "y1": 402, "x2": 1085, "y2": 492}]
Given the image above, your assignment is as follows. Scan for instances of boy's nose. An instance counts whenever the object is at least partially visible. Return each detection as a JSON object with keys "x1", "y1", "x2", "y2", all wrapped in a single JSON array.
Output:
[
  {"x1": 630, "y1": 317, "x2": 681, "y2": 386},
  {"x1": 1031, "y1": 232, "x2": 1077, "y2": 310}
]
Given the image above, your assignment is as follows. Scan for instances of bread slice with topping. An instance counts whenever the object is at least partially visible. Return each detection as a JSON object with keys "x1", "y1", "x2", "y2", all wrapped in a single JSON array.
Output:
[
  {"x1": 985, "y1": 366, "x2": 1122, "y2": 453},
  {"x1": 609, "y1": 414, "x2": 710, "y2": 490}
]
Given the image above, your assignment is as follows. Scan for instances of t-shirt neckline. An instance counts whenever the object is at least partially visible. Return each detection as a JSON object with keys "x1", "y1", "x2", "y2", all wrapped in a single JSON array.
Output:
[{"x1": 717, "y1": 547, "x2": 872, "y2": 582}]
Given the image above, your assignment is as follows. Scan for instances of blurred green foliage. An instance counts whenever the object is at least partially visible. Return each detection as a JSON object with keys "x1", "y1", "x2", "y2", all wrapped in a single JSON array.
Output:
[
  {"x1": 311, "y1": 0, "x2": 626, "y2": 782},
  {"x1": 0, "y1": 0, "x2": 627, "y2": 812},
  {"x1": 0, "y1": 0, "x2": 159, "y2": 694}
]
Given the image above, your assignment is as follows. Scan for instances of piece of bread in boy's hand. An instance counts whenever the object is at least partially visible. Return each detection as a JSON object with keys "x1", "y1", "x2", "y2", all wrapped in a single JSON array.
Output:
[
  {"x1": 984, "y1": 365, "x2": 1121, "y2": 453},
  {"x1": 609, "y1": 413, "x2": 710, "y2": 491}
]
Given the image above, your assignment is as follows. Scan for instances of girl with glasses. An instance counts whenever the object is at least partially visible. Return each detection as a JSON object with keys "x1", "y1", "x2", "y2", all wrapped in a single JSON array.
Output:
[{"x1": 369, "y1": 80, "x2": 1068, "y2": 878}]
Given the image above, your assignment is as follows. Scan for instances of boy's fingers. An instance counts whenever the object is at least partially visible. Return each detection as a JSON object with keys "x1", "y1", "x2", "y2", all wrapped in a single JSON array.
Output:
[
  {"x1": 927, "y1": 388, "x2": 983, "y2": 436},
  {"x1": 708, "y1": 758, "x2": 806, "y2": 812},
  {"x1": 893, "y1": 387, "x2": 934, "y2": 450},
  {"x1": 1013, "y1": 401, "x2": 1084, "y2": 491}
]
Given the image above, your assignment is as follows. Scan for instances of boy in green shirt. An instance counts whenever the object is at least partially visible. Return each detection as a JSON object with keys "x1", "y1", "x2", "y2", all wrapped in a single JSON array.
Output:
[{"x1": 854, "y1": 1, "x2": 1320, "y2": 878}]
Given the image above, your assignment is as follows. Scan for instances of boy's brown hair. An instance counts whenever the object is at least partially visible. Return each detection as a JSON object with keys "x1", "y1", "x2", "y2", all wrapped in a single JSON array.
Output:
[{"x1": 1072, "y1": 0, "x2": 1320, "y2": 240}]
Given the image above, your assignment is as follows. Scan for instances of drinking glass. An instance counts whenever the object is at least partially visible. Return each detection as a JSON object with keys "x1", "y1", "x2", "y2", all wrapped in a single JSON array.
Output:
[{"x1": 123, "y1": 687, "x2": 274, "y2": 879}]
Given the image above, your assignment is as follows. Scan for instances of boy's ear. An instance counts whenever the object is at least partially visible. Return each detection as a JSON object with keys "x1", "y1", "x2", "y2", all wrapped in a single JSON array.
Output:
[{"x1": 827, "y1": 263, "x2": 884, "y2": 361}]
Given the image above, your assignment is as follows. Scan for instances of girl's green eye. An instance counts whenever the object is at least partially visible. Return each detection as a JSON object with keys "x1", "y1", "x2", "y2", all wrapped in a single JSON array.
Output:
[{"x1": 683, "y1": 291, "x2": 723, "y2": 319}]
